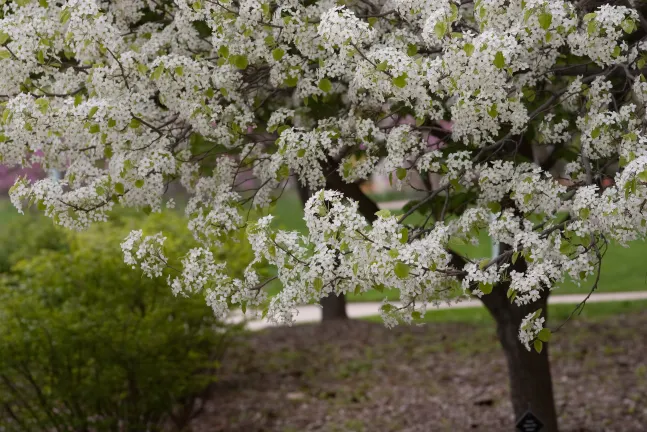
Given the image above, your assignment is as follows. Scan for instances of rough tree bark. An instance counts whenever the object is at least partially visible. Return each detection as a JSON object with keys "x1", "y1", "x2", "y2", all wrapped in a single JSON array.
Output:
[
  {"x1": 480, "y1": 244, "x2": 558, "y2": 432},
  {"x1": 296, "y1": 160, "x2": 380, "y2": 321}
]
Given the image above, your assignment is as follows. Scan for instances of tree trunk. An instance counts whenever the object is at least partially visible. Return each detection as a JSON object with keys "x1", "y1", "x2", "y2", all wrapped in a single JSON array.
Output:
[
  {"x1": 320, "y1": 293, "x2": 348, "y2": 320},
  {"x1": 480, "y1": 244, "x2": 559, "y2": 432},
  {"x1": 295, "y1": 160, "x2": 380, "y2": 321}
]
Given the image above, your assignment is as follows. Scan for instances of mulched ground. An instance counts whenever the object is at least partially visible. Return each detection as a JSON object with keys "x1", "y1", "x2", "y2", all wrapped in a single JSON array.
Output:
[{"x1": 191, "y1": 312, "x2": 647, "y2": 432}]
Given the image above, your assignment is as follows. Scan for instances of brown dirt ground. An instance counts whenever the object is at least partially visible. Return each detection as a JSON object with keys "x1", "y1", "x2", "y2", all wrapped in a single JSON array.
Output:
[{"x1": 191, "y1": 312, "x2": 647, "y2": 432}]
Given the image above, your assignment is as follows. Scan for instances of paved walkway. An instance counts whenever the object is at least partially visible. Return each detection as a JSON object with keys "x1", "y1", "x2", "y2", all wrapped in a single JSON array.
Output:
[{"x1": 234, "y1": 291, "x2": 647, "y2": 331}]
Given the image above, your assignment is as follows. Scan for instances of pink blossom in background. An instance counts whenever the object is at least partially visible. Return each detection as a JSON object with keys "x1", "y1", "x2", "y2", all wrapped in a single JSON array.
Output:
[
  {"x1": 0, "y1": 163, "x2": 45, "y2": 194},
  {"x1": 427, "y1": 134, "x2": 444, "y2": 150},
  {"x1": 437, "y1": 119, "x2": 453, "y2": 132}
]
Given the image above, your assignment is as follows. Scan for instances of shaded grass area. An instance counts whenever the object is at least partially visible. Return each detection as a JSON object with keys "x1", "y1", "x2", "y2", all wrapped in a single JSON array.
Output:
[
  {"x1": 270, "y1": 191, "x2": 647, "y2": 302},
  {"x1": 194, "y1": 308, "x2": 647, "y2": 432}
]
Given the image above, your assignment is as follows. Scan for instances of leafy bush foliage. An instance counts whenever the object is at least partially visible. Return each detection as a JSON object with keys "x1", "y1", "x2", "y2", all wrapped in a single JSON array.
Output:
[{"x1": 0, "y1": 211, "x2": 247, "y2": 431}]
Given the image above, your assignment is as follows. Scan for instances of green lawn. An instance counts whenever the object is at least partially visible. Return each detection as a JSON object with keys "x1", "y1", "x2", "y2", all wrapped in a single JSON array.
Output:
[
  {"x1": 270, "y1": 191, "x2": 647, "y2": 302},
  {"x1": 0, "y1": 200, "x2": 21, "y2": 225},
  {"x1": 364, "y1": 299, "x2": 647, "y2": 326}
]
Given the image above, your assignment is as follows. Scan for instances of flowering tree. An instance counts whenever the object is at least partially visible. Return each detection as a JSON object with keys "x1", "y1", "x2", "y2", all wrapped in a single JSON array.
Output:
[{"x1": 3, "y1": 0, "x2": 647, "y2": 428}]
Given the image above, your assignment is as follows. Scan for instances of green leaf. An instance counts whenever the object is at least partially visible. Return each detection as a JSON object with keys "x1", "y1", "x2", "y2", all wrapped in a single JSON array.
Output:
[
  {"x1": 512, "y1": 251, "x2": 520, "y2": 264},
  {"x1": 318, "y1": 78, "x2": 332, "y2": 93},
  {"x1": 218, "y1": 45, "x2": 229, "y2": 58},
  {"x1": 587, "y1": 20, "x2": 598, "y2": 35},
  {"x1": 636, "y1": 54, "x2": 647, "y2": 69},
  {"x1": 622, "y1": 18, "x2": 637, "y2": 34},
  {"x1": 463, "y1": 43, "x2": 475, "y2": 57},
  {"x1": 533, "y1": 339, "x2": 543, "y2": 353},
  {"x1": 88, "y1": 124, "x2": 100, "y2": 134},
  {"x1": 0, "y1": 109, "x2": 9, "y2": 124},
  {"x1": 396, "y1": 167, "x2": 407, "y2": 180},
  {"x1": 374, "y1": 283, "x2": 385, "y2": 293},
  {"x1": 407, "y1": 44, "x2": 418, "y2": 57},
  {"x1": 479, "y1": 282, "x2": 493, "y2": 295},
  {"x1": 411, "y1": 311, "x2": 421, "y2": 320},
  {"x1": 0, "y1": 32, "x2": 9, "y2": 46},
  {"x1": 284, "y1": 75, "x2": 298, "y2": 87},
  {"x1": 487, "y1": 201, "x2": 501, "y2": 213},
  {"x1": 367, "y1": 17, "x2": 378, "y2": 27},
  {"x1": 129, "y1": 118, "x2": 141, "y2": 129},
  {"x1": 537, "y1": 328, "x2": 552, "y2": 342},
  {"x1": 114, "y1": 182, "x2": 125, "y2": 194},
  {"x1": 0, "y1": 49, "x2": 10, "y2": 60},
  {"x1": 523, "y1": 194, "x2": 532, "y2": 205},
  {"x1": 276, "y1": 164, "x2": 290, "y2": 180},
  {"x1": 392, "y1": 73, "x2": 408, "y2": 88},
  {"x1": 399, "y1": 227, "x2": 409, "y2": 244},
  {"x1": 375, "y1": 209, "x2": 391, "y2": 218},
  {"x1": 434, "y1": 21, "x2": 447, "y2": 40},
  {"x1": 478, "y1": 259, "x2": 489, "y2": 270},
  {"x1": 230, "y1": 54, "x2": 248, "y2": 70},
  {"x1": 376, "y1": 61, "x2": 389, "y2": 71},
  {"x1": 60, "y1": 8, "x2": 72, "y2": 24},
  {"x1": 612, "y1": 46, "x2": 622, "y2": 59},
  {"x1": 487, "y1": 103, "x2": 498, "y2": 118},
  {"x1": 450, "y1": 2, "x2": 459, "y2": 20},
  {"x1": 381, "y1": 304, "x2": 393, "y2": 313},
  {"x1": 313, "y1": 277, "x2": 323, "y2": 292},
  {"x1": 538, "y1": 12, "x2": 552, "y2": 30},
  {"x1": 394, "y1": 262, "x2": 410, "y2": 279},
  {"x1": 579, "y1": 207, "x2": 590, "y2": 219},
  {"x1": 152, "y1": 63, "x2": 164, "y2": 80},
  {"x1": 493, "y1": 51, "x2": 505, "y2": 69},
  {"x1": 135, "y1": 179, "x2": 145, "y2": 188},
  {"x1": 583, "y1": 12, "x2": 597, "y2": 22},
  {"x1": 88, "y1": 106, "x2": 99, "y2": 119},
  {"x1": 296, "y1": 148, "x2": 306, "y2": 158},
  {"x1": 74, "y1": 93, "x2": 83, "y2": 107},
  {"x1": 35, "y1": 98, "x2": 49, "y2": 114},
  {"x1": 272, "y1": 48, "x2": 284, "y2": 61}
]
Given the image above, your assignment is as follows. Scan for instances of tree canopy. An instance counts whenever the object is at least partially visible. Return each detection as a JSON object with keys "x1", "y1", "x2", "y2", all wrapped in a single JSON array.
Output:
[{"x1": 2, "y1": 0, "x2": 647, "y2": 349}]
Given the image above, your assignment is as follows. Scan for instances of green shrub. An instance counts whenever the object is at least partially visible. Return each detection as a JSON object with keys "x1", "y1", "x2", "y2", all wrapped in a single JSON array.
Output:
[
  {"x1": 0, "y1": 214, "x2": 68, "y2": 273},
  {"x1": 0, "y1": 211, "x2": 248, "y2": 431}
]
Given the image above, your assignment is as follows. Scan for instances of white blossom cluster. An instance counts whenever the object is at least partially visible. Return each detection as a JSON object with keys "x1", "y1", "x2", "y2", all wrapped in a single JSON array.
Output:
[{"x1": 3, "y1": 0, "x2": 647, "y2": 347}]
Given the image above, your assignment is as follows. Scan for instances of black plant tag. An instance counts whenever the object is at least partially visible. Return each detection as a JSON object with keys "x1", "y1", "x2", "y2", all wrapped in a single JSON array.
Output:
[{"x1": 516, "y1": 410, "x2": 543, "y2": 432}]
